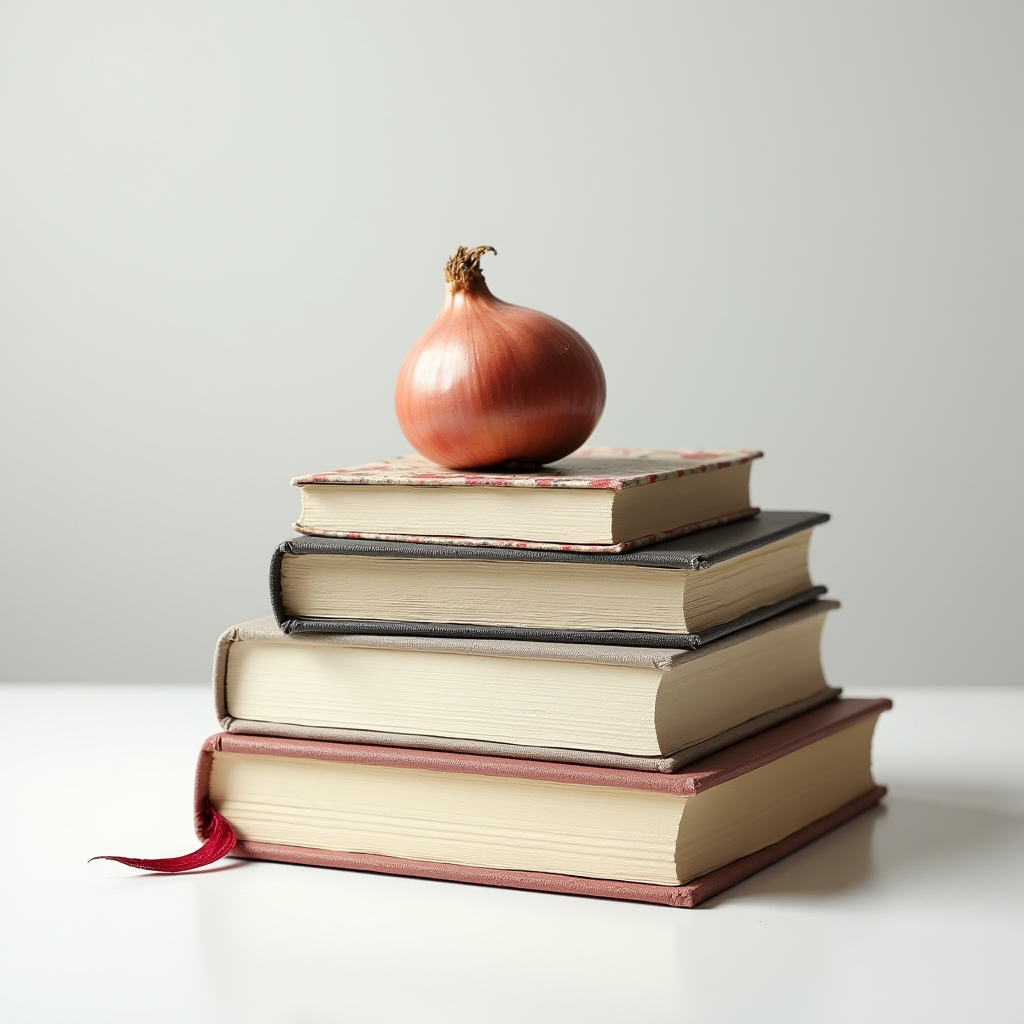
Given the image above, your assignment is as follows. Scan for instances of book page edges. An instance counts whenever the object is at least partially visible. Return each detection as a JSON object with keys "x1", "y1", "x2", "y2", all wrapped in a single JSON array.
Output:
[
  {"x1": 214, "y1": 604, "x2": 841, "y2": 771},
  {"x1": 199, "y1": 786, "x2": 885, "y2": 908},
  {"x1": 291, "y1": 506, "x2": 759, "y2": 554},
  {"x1": 271, "y1": 586, "x2": 829, "y2": 648}
]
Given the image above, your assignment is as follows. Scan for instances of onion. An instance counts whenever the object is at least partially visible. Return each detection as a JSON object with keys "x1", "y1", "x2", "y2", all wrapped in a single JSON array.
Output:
[{"x1": 395, "y1": 246, "x2": 606, "y2": 470}]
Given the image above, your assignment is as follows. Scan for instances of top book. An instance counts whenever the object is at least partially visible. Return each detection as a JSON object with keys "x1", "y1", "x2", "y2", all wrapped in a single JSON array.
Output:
[{"x1": 293, "y1": 447, "x2": 763, "y2": 553}]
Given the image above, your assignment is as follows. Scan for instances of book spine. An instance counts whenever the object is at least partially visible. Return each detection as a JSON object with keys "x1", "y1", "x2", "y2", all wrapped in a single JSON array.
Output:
[
  {"x1": 269, "y1": 543, "x2": 289, "y2": 630},
  {"x1": 212, "y1": 626, "x2": 238, "y2": 728}
]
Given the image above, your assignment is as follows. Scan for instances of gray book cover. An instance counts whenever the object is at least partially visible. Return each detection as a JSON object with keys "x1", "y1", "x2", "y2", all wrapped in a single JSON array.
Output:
[
  {"x1": 270, "y1": 510, "x2": 829, "y2": 648},
  {"x1": 216, "y1": 601, "x2": 840, "y2": 773}
]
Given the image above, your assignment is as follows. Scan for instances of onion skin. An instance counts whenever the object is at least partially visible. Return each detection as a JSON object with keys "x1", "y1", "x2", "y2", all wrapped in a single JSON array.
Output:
[{"x1": 396, "y1": 247, "x2": 606, "y2": 470}]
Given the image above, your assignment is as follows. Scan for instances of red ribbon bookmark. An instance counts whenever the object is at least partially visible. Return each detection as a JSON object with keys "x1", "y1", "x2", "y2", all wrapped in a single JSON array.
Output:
[{"x1": 89, "y1": 809, "x2": 237, "y2": 873}]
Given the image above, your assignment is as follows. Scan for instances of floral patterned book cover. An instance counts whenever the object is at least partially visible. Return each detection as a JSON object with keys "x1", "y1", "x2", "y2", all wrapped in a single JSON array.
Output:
[
  {"x1": 292, "y1": 447, "x2": 763, "y2": 553},
  {"x1": 293, "y1": 447, "x2": 762, "y2": 489}
]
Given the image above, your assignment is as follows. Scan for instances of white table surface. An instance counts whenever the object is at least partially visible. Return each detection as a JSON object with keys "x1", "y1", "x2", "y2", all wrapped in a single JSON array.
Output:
[{"x1": 1, "y1": 683, "x2": 1022, "y2": 1024}]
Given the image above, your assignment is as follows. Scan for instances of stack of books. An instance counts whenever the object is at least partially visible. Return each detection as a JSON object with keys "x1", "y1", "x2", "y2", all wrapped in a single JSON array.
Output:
[{"x1": 198, "y1": 447, "x2": 890, "y2": 907}]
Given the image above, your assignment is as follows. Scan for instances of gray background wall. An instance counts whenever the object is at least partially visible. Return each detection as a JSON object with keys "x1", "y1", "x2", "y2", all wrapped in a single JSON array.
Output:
[{"x1": 1, "y1": 1, "x2": 1021, "y2": 687}]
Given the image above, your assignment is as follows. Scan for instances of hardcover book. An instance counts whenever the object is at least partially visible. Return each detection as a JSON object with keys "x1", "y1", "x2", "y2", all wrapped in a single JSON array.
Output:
[
  {"x1": 194, "y1": 698, "x2": 891, "y2": 908},
  {"x1": 271, "y1": 509, "x2": 829, "y2": 647},
  {"x1": 217, "y1": 601, "x2": 841, "y2": 772},
  {"x1": 292, "y1": 447, "x2": 763, "y2": 553}
]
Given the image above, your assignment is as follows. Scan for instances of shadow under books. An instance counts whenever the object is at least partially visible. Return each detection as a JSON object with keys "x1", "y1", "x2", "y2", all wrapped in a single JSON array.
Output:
[{"x1": 702, "y1": 780, "x2": 1024, "y2": 906}]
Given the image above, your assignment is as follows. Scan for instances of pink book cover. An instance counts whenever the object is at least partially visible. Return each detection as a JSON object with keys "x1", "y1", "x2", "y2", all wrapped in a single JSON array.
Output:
[
  {"x1": 291, "y1": 446, "x2": 763, "y2": 553},
  {"x1": 194, "y1": 698, "x2": 890, "y2": 908}
]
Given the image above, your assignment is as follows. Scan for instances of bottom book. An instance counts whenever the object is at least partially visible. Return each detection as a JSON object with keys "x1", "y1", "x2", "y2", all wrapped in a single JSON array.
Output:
[{"x1": 194, "y1": 698, "x2": 891, "y2": 908}]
